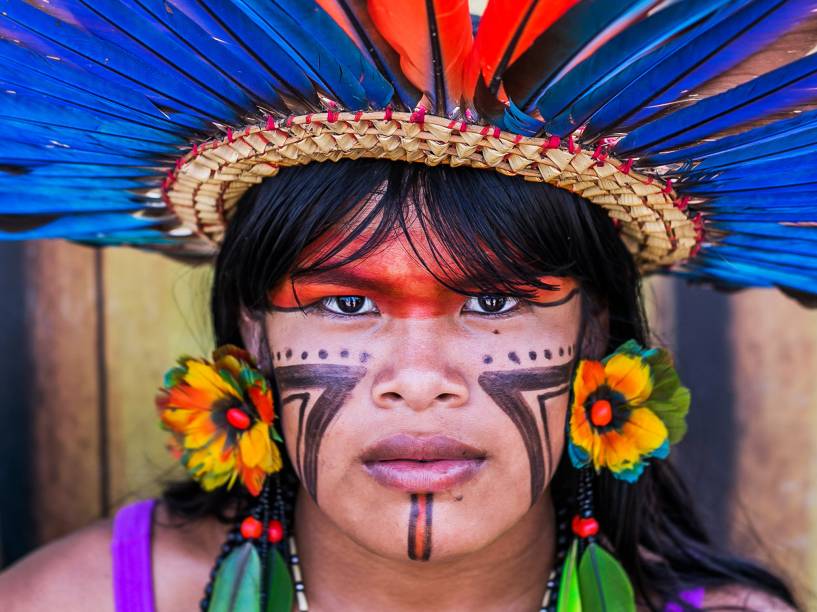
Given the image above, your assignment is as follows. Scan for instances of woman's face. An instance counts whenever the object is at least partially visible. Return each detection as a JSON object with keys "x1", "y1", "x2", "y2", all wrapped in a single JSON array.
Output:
[{"x1": 258, "y1": 227, "x2": 583, "y2": 563}]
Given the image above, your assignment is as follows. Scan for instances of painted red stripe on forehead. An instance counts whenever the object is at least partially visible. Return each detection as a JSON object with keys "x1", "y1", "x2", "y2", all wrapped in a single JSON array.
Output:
[{"x1": 268, "y1": 233, "x2": 577, "y2": 318}]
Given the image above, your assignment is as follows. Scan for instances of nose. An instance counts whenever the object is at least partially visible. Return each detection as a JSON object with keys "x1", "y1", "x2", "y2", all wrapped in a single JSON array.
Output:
[
  {"x1": 372, "y1": 366, "x2": 470, "y2": 411},
  {"x1": 371, "y1": 320, "x2": 469, "y2": 411}
]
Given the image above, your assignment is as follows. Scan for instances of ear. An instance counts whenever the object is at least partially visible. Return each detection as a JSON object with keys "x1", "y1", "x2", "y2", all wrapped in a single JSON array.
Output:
[{"x1": 239, "y1": 307, "x2": 273, "y2": 374}]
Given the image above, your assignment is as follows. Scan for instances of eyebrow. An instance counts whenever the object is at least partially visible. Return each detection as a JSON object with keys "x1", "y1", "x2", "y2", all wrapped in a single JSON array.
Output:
[{"x1": 291, "y1": 269, "x2": 392, "y2": 291}]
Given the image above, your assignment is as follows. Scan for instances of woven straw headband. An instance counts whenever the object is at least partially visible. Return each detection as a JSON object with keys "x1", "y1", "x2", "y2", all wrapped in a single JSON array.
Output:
[{"x1": 163, "y1": 111, "x2": 700, "y2": 270}]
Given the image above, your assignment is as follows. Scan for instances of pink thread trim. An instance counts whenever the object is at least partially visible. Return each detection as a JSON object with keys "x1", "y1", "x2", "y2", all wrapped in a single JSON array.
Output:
[
  {"x1": 265, "y1": 116, "x2": 275, "y2": 130},
  {"x1": 618, "y1": 158, "x2": 634, "y2": 174},
  {"x1": 175, "y1": 158, "x2": 182, "y2": 170},
  {"x1": 191, "y1": 143, "x2": 198, "y2": 156},
  {"x1": 661, "y1": 179, "x2": 674, "y2": 194},
  {"x1": 568, "y1": 135, "x2": 579, "y2": 154},
  {"x1": 286, "y1": 116, "x2": 295, "y2": 127},
  {"x1": 354, "y1": 111, "x2": 363, "y2": 121},
  {"x1": 480, "y1": 126, "x2": 489, "y2": 136},
  {"x1": 227, "y1": 128, "x2": 234, "y2": 143},
  {"x1": 327, "y1": 109, "x2": 339, "y2": 122},
  {"x1": 675, "y1": 195, "x2": 690, "y2": 211},
  {"x1": 384, "y1": 107, "x2": 393, "y2": 121},
  {"x1": 409, "y1": 106, "x2": 426, "y2": 123},
  {"x1": 514, "y1": 134, "x2": 523, "y2": 144},
  {"x1": 447, "y1": 120, "x2": 457, "y2": 129},
  {"x1": 305, "y1": 114, "x2": 313, "y2": 124}
]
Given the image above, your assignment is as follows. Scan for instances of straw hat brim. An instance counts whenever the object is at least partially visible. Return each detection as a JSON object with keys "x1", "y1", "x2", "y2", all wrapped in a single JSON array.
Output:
[{"x1": 163, "y1": 111, "x2": 699, "y2": 269}]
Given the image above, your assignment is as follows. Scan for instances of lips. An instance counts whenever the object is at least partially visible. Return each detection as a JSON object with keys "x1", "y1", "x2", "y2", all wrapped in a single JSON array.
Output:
[{"x1": 360, "y1": 434, "x2": 487, "y2": 493}]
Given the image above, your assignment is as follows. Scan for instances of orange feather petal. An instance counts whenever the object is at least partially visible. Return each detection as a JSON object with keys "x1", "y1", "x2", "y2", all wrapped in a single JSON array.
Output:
[{"x1": 367, "y1": 0, "x2": 472, "y2": 113}]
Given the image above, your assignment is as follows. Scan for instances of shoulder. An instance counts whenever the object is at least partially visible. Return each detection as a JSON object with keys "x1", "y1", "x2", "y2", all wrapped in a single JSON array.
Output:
[
  {"x1": 0, "y1": 518, "x2": 115, "y2": 612},
  {"x1": 0, "y1": 501, "x2": 229, "y2": 612},
  {"x1": 704, "y1": 585, "x2": 796, "y2": 611}
]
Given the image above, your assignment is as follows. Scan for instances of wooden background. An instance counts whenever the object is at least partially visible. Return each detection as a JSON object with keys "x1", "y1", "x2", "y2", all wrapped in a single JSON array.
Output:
[{"x1": 1, "y1": 239, "x2": 816, "y2": 607}]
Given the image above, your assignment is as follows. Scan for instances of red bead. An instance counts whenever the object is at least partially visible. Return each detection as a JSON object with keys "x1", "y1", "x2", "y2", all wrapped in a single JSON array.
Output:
[
  {"x1": 267, "y1": 520, "x2": 284, "y2": 543},
  {"x1": 572, "y1": 515, "x2": 600, "y2": 538},
  {"x1": 240, "y1": 516, "x2": 263, "y2": 539},
  {"x1": 226, "y1": 407, "x2": 251, "y2": 430},
  {"x1": 590, "y1": 399, "x2": 613, "y2": 427}
]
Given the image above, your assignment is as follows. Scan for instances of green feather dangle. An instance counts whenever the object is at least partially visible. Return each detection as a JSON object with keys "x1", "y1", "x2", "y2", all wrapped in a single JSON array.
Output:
[
  {"x1": 209, "y1": 542, "x2": 262, "y2": 612},
  {"x1": 576, "y1": 542, "x2": 635, "y2": 612},
  {"x1": 265, "y1": 547, "x2": 295, "y2": 612},
  {"x1": 556, "y1": 539, "x2": 582, "y2": 612}
]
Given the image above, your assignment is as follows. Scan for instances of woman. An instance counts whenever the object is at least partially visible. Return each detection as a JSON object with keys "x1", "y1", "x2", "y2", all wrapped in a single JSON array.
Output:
[{"x1": 0, "y1": 0, "x2": 814, "y2": 610}]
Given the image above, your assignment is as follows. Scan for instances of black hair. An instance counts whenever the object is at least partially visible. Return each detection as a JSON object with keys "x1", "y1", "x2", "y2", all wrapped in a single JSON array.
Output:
[{"x1": 164, "y1": 159, "x2": 797, "y2": 610}]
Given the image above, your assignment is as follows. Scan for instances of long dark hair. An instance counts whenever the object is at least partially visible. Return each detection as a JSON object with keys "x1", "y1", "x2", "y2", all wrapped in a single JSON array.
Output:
[{"x1": 164, "y1": 159, "x2": 796, "y2": 610}]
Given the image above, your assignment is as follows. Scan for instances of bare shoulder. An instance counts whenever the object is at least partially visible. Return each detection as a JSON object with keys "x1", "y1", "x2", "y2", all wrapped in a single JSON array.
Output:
[
  {"x1": 0, "y1": 519, "x2": 115, "y2": 612},
  {"x1": 705, "y1": 585, "x2": 796, "y2": 611}
]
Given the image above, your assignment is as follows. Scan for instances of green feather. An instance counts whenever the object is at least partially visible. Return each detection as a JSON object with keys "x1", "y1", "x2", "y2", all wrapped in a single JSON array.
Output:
[
  {"x1": 643, "y1": 349, "x2": 691, "y2": 444},
  {"x1": 265, "y1": 547, "x2": 295, "y2": 612},
  {"x1": 209, "y1": 542, "x2": 262, "y2": 612},
  {"x1": 556, "y1": 539, "x2": 582, "y2": 612},
  {"x1": 577, "y1": 543, "x2": 635, "y2": 612}
]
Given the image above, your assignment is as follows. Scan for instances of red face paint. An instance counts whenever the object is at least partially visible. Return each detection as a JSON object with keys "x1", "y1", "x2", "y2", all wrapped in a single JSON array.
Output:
[{"x1": 268, "y1": 232, "x2": 577, "y2": 318}]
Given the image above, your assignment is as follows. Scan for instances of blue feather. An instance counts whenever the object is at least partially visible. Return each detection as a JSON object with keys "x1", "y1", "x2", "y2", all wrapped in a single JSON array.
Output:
[
  {"x1": 501, "y1": 0, "x2": 659, "y2": 113},
  {"x1": 158, "y1": 0, "x2": 321, "y2": 112},
  {"x1": 583, "y1": 0, "x2": 780, "y2": 139},
  {"x1": 625, "y1": 0, "x2": 815, "y2": 127},
  {"x1": 0, "y1": 41, "x2": 204, "y2": 131},
  {"x1": 0, "y1": 0, "x2": 239, "y2": 121},
  {"x1": 647, "y1": 109, "x2": 817, "y2": 167},
  {"x1": 229, "y1": 0, "x2": 392, "y2": 109},
  {"x1": 539, "y1": 0, "x2": 732, "y2": 135},
  {"x1": 132, "y1": 0, "x2": 288, "y2": 109},
  {"x1": 0, "y1": 212, "x2": 159, "y2": 240},
  {"x1": 616, "y1": 52, "x2": 817, "y2": 155}
]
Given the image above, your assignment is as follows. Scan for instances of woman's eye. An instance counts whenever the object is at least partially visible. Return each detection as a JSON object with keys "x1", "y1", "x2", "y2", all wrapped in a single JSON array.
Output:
[
  {"x1": 321, "y1": 296, "x2": 378, "y2": 315},
  {"x1": 462, "y1": 295, "x2": 520, "y2": 315}
]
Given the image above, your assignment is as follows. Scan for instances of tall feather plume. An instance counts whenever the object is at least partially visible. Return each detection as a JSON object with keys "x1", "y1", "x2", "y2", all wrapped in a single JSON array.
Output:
[
  {"x1": 366, "y1": 0, "x2": 473, "y2": 115},
  {"x1": 316, "y1": 0, "x2": 420, "y2": 109}
]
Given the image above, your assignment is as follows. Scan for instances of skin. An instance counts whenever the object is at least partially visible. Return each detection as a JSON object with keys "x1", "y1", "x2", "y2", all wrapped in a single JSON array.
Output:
[{"x1": 0, "y1": 220, "x2": 796, "y2": 611}]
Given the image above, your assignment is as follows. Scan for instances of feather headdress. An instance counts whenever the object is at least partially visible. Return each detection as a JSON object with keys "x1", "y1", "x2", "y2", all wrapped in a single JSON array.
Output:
[{"x1": 1, "y1": 0, "x2": 817, "y2": 297}]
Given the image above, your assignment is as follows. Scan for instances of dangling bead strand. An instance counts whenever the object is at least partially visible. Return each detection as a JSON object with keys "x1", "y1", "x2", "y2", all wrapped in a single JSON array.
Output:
[{"x1": 288, "y1": 535, "x2": 310, "y2": 611}]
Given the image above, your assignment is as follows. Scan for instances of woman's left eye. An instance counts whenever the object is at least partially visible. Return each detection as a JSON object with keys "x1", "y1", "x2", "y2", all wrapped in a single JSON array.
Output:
[
  {"x1": 320, "y1": 296, "x2": 379, "y2": 316},
  {"x1": 462, "y1": 295, "x2": 520, "y2": 315}
]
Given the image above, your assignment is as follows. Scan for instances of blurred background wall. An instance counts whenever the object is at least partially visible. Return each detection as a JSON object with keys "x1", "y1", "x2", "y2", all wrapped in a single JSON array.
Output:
[{"x1": 1, "y1": 239, "x2": 816, "y2": 607}]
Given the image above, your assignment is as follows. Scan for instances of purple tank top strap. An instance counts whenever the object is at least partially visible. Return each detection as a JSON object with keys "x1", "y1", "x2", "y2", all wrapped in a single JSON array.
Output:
[
  {"x1": 665, "y1": 586, "x2": 705, "y2": 611},
  {"x1": 111, "y1": 499, "x2": 157, "y2": 612}
]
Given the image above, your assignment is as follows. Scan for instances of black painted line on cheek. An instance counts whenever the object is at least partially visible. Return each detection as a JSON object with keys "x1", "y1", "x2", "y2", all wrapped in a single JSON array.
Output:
[
  {"x1": 529, "y1": 351, "x2": 537, "y2": 361},
  {"x1": 537, "y1": 385, "x2": 570, "y2": 481},
  {"x1": 508, "y1": 351, "x2": 520, "y2": 364},
  {"x1": 282, "y1": 392, "x2": 311, "y2": 476},
  {"x1": 483, "y1": 355, "x2": 493, "y2": 365},
  {"x1": 478, "y1": 364, "x2": 573, "y2": 506},
  {"x1": 407, "y1": 493, "x2": 433, "y2": 561},
  {"x1": 275, "y1": 364, "x2": 367, "y2": 502},
  {"x1": 318, "y1": 349, "x2": 328, "y2": 359}
]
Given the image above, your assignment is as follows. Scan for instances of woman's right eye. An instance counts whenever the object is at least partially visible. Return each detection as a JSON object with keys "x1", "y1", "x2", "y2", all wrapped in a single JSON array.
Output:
[{"x1": 320, "y1": 296, "x2": 378, "y2": 315}]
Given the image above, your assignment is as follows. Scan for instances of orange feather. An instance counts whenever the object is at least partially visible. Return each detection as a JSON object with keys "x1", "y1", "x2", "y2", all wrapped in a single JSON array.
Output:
[
  {"x1": 367, "y1": 0, "x2": 473, "y2": 114},
  {"x1": 468, "y1": 0, "x2": 579, "y2": 96}
]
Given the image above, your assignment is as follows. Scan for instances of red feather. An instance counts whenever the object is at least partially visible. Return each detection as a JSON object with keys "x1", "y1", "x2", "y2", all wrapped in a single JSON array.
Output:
[
  {"x1": 367, "y1": 0, "x2": 473, "y2": 115},
  {"x1": 466, "y1": 0, "x2": 579, "y2": 97}
]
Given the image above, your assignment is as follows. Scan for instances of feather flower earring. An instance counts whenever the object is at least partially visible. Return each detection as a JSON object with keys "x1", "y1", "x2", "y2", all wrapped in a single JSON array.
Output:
[
  {"x1": 156, "y1": 345, "x2": 283, "y2": 496},
  {"x1": 556, "y1": 340, "x2": 691, "y2": 612},
  {"x1": 568, "y1": 340, "x2": 691, "y2": 482}
]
